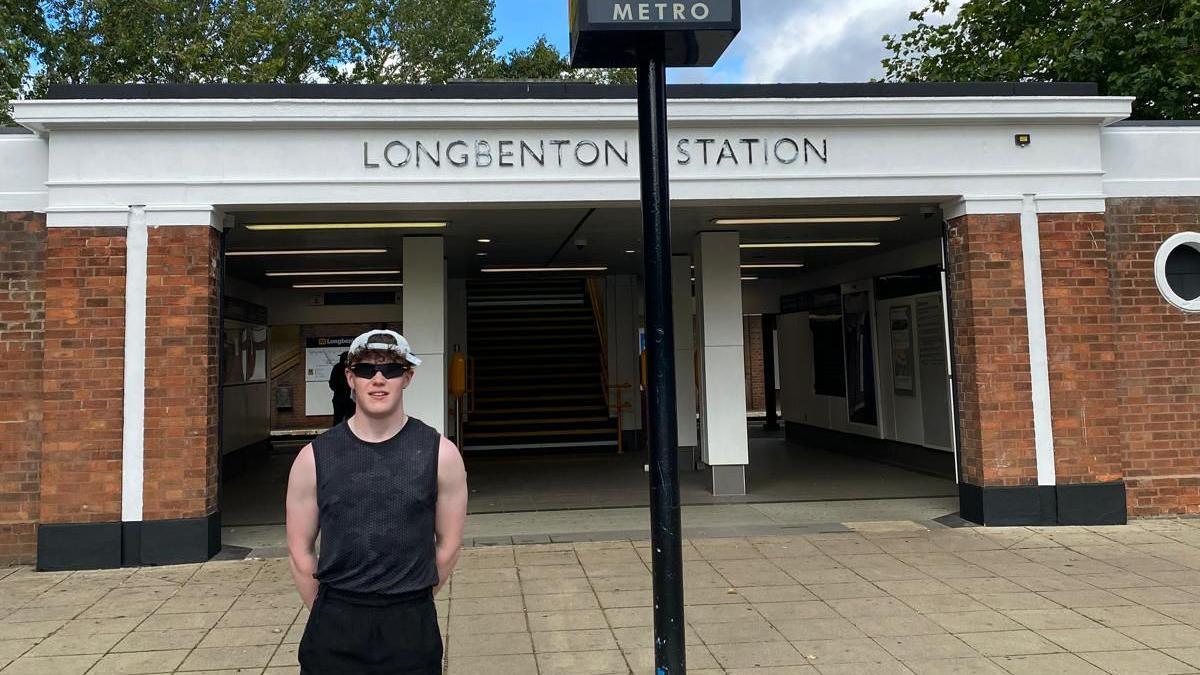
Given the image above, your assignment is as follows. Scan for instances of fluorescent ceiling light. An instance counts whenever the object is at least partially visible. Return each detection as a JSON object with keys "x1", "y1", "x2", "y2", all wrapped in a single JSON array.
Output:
[
  {"x1": 266, "y1": 270, "x2": 400, "y2": 277},
  {"x1": 739, "y1": 263, "x2": 806, "y2": 269},
  {"x1": 477, "y1": 238, "x2": 492, "y2": 243},
  {"x1": 740, "y1": 241, "x2": 880, "y2": 249},
  {"x1": 482, "y1": 266, "x2": 608, "y2": 273},
  {"x1": 625, "y1": 250, "x2": 637, "y2": 254},
  {"x1": 740, "y1": 276, "x2": 759, "y2": 281},
  {"x1": 245, "y1": 222, "x2": 447, "y2": 231},
  {"x1": 226, "y1": 248, "x2": 388, "y2": 256},
  {"x1": 293, "y1": 283, "x2": 404, "y2": 289},
  {"x1": 713, "y1": 216, "x2": 901, "y2": 225}
]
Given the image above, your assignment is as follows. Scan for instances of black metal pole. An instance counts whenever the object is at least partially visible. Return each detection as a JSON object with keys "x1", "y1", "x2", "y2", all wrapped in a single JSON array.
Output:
[
  {"x1": 762, "y1": 313, "x2": 779, "y2": 431},
  {"x1": 637, "y1": 40, "x2": 686, "y2": 674}
]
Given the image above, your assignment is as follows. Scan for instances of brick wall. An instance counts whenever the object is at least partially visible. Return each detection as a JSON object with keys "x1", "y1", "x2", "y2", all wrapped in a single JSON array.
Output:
[
  {"x1": 41, "y1": 227, "x2": 126, "y2": 525},
  {"x1": 1107, "y1": 198, "x2": 1200, "y2": 516},
  {"x1": 743, "y1": 315, "x2": 765, "y2": 411},
  {"x1": 0, "y1": 212, "x2": 46, "y2": 563},
  {"x1": 143, "y1": 226, "x2": 220, "y2": 521},
  {"x1": 945, "y1": 214, "x2": 1038, "y2": 486},
  {"x1": 1038, "y1": 213, "x2": 1124, "y2": 485}
]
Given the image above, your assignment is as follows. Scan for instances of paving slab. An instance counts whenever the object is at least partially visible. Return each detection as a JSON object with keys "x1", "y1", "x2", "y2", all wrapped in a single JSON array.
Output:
[{"x1": 13, "y1": 519, "x2": 1200, "y2": 673}]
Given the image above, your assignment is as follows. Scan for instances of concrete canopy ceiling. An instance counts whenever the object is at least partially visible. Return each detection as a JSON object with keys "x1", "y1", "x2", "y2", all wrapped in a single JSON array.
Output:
[{"x1": 224, "y1": 201, "x2": 944, "y2": 288}]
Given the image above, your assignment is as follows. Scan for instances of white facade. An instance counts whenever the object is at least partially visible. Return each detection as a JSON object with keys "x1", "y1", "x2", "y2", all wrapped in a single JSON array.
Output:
[{"x1": 5, "y1": 87, "x2": 1200, "y2": 496}]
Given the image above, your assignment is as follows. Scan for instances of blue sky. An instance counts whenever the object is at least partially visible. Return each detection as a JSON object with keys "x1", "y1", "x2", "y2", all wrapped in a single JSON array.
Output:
[{"x1": 492, "y1": 0, "x2": 961, "y2": 84}]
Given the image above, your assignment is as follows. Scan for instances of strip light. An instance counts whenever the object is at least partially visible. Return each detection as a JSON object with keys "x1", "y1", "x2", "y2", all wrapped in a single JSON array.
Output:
[
  {"x1": 226, "y1": 248, "x2": 388, "y2": 256},
  {"x1": 482, "y1": 266, "x2": 608, "y2": 273},
  {"x1": 740, "y1": 263, "x2": 806, "y2": 269},
  {"x1": 713, "y1": 216, "x2": 901, "y2": 225},
  {"x1": 740, "y1": 241, "x2": 880, "y2": 249},
  {"x1": 292, "y1": 283, "x2": 404, "y2": 289},
  {"x1": 740, "y1": 277, "x2": 759, "y2": 281},
  {"x1": 266, "y1": 270, "x2": 400, "y2": 277},
  {"x1": 245, "y1": 222, "x2": 447, "y2": 231}
]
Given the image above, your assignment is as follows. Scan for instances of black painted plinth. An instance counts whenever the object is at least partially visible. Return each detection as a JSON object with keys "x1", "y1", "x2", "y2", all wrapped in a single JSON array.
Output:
[
  {"x1": 37, "y1": 511, "x2": 221, "y2": 571},
  {"x1": 959, "y1": 482, "x2": 1127, "y2": 526}
]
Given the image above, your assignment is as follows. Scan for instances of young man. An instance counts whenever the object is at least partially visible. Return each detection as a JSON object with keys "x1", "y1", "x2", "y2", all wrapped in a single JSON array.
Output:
[{"x1": 286, "y1": 329, "x2": 468, "y2": 674}]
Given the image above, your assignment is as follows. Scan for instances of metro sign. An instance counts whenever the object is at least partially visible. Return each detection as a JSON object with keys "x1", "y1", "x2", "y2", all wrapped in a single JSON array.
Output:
[{"x1": 569, "y1": 0, "x2": 740, "y2": 67}]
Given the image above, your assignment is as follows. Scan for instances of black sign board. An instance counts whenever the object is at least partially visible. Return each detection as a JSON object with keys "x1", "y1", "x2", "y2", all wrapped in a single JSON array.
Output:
[{"x1": 569, "y1": 0, "x2": 740, "y2": 67}]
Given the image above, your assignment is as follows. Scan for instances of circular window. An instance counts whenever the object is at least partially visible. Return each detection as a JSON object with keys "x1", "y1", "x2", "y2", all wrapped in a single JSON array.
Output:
[{"x1": 1155, "y1": 232, "x2": 1200, "y2": 312}]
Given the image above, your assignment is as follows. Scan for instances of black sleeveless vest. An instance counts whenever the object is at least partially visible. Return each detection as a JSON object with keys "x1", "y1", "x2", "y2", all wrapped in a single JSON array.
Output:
[{"x1": 312, "y1": 417, "x2": 441, "y2": 594}]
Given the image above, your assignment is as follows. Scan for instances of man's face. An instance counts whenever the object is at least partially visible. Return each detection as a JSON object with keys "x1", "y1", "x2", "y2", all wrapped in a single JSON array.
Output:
[{"x1": 346, "y1": 352, "x2": 414, "y2": 418}]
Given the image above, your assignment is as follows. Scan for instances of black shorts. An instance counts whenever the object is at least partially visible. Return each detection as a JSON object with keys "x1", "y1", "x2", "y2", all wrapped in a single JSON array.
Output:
[{"x1": 299, "y1": 585, "x2": 443, "y2": 674}]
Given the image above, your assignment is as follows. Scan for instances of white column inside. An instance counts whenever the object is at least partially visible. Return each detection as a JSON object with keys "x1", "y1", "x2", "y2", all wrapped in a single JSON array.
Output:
[
  {"x1": 672, "y1": 255, "x2": 698, "y2": 448},
  {"x1": 403, "y1": 236, "x2": 447, "y2": 434},
  {"x1": 695, "y1": 231, "x2": 749, "y2": 495}
]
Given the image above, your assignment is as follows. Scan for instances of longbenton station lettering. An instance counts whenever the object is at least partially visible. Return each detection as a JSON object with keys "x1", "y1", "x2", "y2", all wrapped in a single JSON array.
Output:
[{"x1": 362, "y1": 136, "x2": 827, "y2": 169}]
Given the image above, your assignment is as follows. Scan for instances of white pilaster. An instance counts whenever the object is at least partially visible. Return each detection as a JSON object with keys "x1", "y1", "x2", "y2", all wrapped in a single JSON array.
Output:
[
  {"x1": 672, "y1": 256, "x2": 698, "y2": 448},
  {"x1": 695, "y1": 232, "x2": 749, "y2": 494},
  {"x1": 1019, "y1": 195, "x2": 1057, "y2": 486},
  {"x1": 403, "y1": 237, "x2": 447, "y2": 434},
  {"x1": 122, "y1": 206, "x2": 147, "y2": 522}
]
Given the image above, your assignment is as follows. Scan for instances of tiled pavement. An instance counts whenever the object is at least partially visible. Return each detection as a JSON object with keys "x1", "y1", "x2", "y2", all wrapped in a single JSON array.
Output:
[{"x1": 10, "y1": 520, "x2": 1200, "y2": 673}]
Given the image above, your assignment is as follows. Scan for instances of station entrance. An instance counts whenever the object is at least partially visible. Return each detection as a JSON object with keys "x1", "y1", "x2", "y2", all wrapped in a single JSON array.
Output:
[{"x1": 215, "y1": 200, "x2": 960, "y2": 543}]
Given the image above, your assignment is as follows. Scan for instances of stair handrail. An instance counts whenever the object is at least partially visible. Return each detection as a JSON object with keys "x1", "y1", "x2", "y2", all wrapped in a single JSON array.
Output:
[{"x1": 586, "y1": 277, "x2": 610, "y2": 397}]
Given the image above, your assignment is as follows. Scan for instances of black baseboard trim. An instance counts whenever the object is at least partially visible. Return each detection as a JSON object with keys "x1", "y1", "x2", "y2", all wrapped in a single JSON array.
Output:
[
  {"x1": 784, "y1": 421, "x2": 955, "y2": 479},
  {"x1": 958, "y1": 482, "x2": 1126, "y2": 526},
  {"x1": 37, "y1": 522, "x2": 122, "y2": 571},
  {"x1": 37, "y1": 511, "x2": 222, "y2": 571}
]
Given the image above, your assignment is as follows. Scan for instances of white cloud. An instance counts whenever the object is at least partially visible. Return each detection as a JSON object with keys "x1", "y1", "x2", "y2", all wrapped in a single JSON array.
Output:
[{"x1": 673, "y1": 0, "x2": 962, "y2": 84}]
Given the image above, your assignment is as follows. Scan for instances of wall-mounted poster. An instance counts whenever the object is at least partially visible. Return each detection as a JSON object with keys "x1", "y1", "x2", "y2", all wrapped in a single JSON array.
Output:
[
  {"x1": 304, "y1": 336, "x2": 354, "y2": 416},
  {"x1": 222, "y1": 324, "x2": 268, "y2": 385},
  {"x1": 890, "y1": 305, "x2": 915, "y2": 395}
]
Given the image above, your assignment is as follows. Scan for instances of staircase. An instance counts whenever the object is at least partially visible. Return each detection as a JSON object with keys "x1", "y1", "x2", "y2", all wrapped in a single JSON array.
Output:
[{"x1": 462, "y1": 277, "x2": 617, "y2": 452}]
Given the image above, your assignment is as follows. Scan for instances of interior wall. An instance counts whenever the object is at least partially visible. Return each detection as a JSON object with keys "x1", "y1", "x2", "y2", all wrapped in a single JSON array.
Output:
[
  {"x1": 222, "y1": 277, "x2": 408, "y2": 435},
  {"x1": 605, "y1": 274, "x2": 643, "y2": 430},
  {"x1": 875, "y1": 292, "x2": 954, "y2": 451},
  {"x1": 221, "y1": 276, "x2": 270, "y2": 453},
  {"x1": 775, "y1": 238, "x2": 954, "y2": 452}
]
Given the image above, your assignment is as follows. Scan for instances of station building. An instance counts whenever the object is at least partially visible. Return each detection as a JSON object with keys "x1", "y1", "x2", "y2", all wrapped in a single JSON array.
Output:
[{"x1": 1, "y1": 82, "x2": 1198, "y2": 570}]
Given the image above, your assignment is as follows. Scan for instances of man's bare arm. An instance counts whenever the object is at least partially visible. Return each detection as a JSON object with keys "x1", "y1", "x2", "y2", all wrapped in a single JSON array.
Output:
[
  {"x1": 433, "y1": 436, "x2": 468, "y2": 595},
  {"x1": 285, "y1": 443, "x2": 320, "y2": 609}
]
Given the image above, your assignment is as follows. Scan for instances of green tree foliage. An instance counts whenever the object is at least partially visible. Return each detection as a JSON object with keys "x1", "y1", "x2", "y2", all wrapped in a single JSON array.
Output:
[
  {"x1": 34, "y1": 0, "x2": 354, "y2": 89},
  {"x1": 1, "y1": 0, "x2": 45, "y2": 124},
  {"x1": 0, "y1": 1, "x2": 635, "y2": 125},
  {"x1": 492, "y1": 35, "x2": 636, "y2": 84},
  {"x1": 882, "y1": 0, "x2": 1200, "y2": 120},
  {"x1": 330, "y1": 0, "x2": 500, "y2": 83}
]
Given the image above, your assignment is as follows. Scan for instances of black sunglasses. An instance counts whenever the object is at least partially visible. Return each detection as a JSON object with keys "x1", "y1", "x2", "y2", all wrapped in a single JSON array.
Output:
[{"x1": 349, "y1": 363, "x2": 410, "y2": 379}]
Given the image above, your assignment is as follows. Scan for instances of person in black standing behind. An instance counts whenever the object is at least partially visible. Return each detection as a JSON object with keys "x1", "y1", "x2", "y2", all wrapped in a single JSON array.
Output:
[{"x1": 328, "y1": 351, "x2": 354, "y2": 424}]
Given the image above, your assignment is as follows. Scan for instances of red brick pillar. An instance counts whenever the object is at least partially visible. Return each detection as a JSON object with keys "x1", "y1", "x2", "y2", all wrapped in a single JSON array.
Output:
[
  {"x1": 36, "y1": 222, "x2": 221, "y2": 570},
  {"x1": 141, "y1": 225, "x2": 221, "y2": 563},
  {"x1": 0, "y1": 212, "x2": 46, "y2": 564},
  {"x1": 947, "y1": 210, "x2": 1128, "y2": 525},
  {"x1": 945, "y1": 214, "x2": 1040, "y2": 523},
  {"x1": 1107, "y1": 198, "x2": 1200, "y2": 516},
  {"x1": 1038, "y1": 213, "x2": 1125, "y2": 522},
  {"x1": 38, "y1": 227, "x2": 127, "y2": 568}
]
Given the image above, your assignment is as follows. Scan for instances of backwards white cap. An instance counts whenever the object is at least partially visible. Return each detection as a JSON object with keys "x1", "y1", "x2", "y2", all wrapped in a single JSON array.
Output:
[{"x1": 347, "y1": 329, "x2": 422, "y2": 367}]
